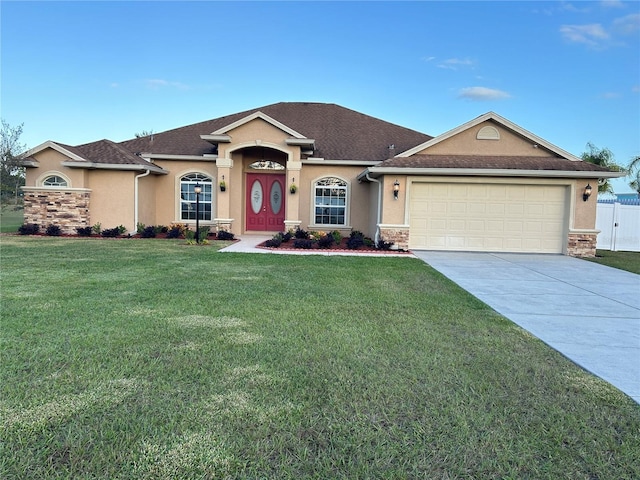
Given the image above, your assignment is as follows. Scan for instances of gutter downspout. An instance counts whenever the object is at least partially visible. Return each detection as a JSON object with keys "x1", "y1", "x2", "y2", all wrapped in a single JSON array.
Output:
[
  {"x1": 134, "y1": 169, "x2": 151, "y2": 234},
  {"x1": 365, "y1": 173, "x2": 382, "y2": 244}
]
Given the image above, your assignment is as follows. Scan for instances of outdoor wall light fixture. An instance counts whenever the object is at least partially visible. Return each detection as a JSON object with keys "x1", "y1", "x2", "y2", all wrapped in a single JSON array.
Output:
[
  {"x1": 393, "y1": 179, "x2": 400, "y2": 200},
  {"x1": 583, "y1": 183, "x2": 592, "y2": 202},
  {"x1": 194, "y1": 184, "x2": 202, "y2": 243}
]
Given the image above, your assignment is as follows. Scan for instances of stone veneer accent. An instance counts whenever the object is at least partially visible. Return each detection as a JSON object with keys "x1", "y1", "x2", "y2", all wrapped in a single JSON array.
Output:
[
  {"x1": 379, "y1": 226, "x2": 410, "y2": 251},
  {"x1": 23, "y1": 189, "x2": 90, "y2": 234},
  {"x1": 567, "y1": 232, "x2": 597, "y2": 258}
]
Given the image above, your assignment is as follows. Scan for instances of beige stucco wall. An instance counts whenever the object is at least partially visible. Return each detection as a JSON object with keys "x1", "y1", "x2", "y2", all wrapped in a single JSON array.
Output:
[
  {"x1": 26, "y1": 148, "x2": 88, "y2": 188},
  {"x1": 88, "y1": 171, "x2": 135, "y2": 229},
  {"x1": 152, "y1": 160, "x2": 217, "y2": 227},
  {"x1": 418, "y1": 121, "x2": 553, "y2": 157},
  {"x1": 380, "y1": 176, "x2": 407, "y2": 224},
  {"x1": 137, "y1": 174, "x2": 156, "y2": 228},
  {"x1": 298, "y1": 165, "x2": 371, "y2": 234},
  {"x1": 573, "y1": 178, "x2": 599, "y2": 229},
  {"x1": 217, "y1": 119, "x2": 301, "y2": 162}
]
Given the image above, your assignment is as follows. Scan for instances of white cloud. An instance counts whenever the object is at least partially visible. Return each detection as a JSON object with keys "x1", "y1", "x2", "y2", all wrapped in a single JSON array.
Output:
[
  {"x1": 145, "y1": 79, "x2": 190, "y2": 90},
  {"x1": 560, "y1": 2, "x2": 591, "y2": 13},
  {"x1": 422, "y1": 56, "x2": 436, "y2": 62},
  {"x1": 437, "y1": 58, "x2": 475, "y2": 70},
  {"x1": 612, "y1": 13, "x2": 640, "y2": 35},
  {"x1": 458, "y1": 87, "x2": 512, "y2": 101},
  {"x1": 600, "y1": 0, "x2": 625, "y2": 8},
  {"x1": 560, "y1": 23, "x2": 609, "y2": 46},
  {"x1": 632, "y1": 85, "x2": 640, "y2": 93},
  {"x1": 601, "y1": 92, "x2": 621, "y2": 99}
]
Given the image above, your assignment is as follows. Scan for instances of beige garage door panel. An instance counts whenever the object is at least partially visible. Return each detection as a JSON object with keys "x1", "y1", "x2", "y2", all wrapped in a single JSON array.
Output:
[{"x1": 409, "y1": 183, "x2": 566, "y2": 253}]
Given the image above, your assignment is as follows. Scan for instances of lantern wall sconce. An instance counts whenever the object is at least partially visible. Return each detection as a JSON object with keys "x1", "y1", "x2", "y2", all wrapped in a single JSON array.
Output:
[
  {"x1": 583, "y1": 183, "x2": 592, "y2": 202},
  {"x1": 219, "y1": 175, "x2": 226, "y2": 192},
  {"x1": 393, "y1": 179, "x2": 400, "y2": 200}
]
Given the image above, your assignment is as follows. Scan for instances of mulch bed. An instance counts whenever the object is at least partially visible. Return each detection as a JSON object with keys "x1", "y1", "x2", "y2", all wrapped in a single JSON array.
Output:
[{"x1": 257, "y1": 238, "x2": 411, "y2": 254}]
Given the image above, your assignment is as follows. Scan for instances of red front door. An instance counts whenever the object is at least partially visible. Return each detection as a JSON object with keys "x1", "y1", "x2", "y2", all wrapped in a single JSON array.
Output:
[{"x1": 246, "y1": 173, "x2": 285, "y2": 231}]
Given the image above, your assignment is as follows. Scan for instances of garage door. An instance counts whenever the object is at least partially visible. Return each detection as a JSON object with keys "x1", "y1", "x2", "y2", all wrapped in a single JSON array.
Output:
[{"x1": 409, "y1": 183, "x2": 567, "y2": 253}]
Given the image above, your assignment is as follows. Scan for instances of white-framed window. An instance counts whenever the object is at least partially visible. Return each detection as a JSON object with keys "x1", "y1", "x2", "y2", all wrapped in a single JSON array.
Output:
[
  {"x1": 314, "y1": 177, "x2": 347, "y2": 225},
  {"x1": 180, "y1": 173, "x2": 212, "y2": 221},
  {"x1": 42, "y1": 175, "x2": 68, "y2": 187}
]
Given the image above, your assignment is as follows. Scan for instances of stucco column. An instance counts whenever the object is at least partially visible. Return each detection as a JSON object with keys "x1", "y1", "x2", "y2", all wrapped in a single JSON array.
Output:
[
  {"x1": 215, "y1": 157, "x2": 233, "y2": 232},
  {"x1": 285, "y1": 160, "x2": 302, "y2": 231}
]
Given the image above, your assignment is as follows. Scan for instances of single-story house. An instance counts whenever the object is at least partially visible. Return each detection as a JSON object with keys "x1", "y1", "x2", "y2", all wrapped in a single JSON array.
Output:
[{"x1": 20, "y1": 102, "x2": 622, "y2": 257}]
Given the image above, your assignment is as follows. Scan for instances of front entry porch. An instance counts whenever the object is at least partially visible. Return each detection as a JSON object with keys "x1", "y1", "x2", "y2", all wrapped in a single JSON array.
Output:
[{"x1": 246, "y1": 172, "x2": 286, "y2": 232}]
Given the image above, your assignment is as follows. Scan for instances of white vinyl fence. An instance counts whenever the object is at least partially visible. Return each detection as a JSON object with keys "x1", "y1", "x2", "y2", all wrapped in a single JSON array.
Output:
[{"x1": 596, "y1": 199, "x2": 640, "y2": 252}]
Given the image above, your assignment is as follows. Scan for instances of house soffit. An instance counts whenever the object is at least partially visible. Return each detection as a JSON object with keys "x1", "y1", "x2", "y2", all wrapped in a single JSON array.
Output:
[{"x1": 396, "y1": 112, "x2": 582, "y2": 162}]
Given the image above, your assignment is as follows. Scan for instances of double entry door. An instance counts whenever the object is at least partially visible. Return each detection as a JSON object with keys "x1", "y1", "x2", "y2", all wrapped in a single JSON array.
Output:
[{"x1": 246, "y1": 173, "x2": 285, "y2": 231}]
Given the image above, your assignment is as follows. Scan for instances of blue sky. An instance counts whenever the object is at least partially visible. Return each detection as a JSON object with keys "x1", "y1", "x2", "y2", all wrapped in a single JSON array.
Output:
[{"x1": 2, "y1": 0, "x2": 639, "y2": 192}]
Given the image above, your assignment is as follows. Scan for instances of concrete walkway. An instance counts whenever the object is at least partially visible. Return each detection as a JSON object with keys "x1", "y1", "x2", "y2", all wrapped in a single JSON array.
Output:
[{"x1": 413, "y1": 251, "x2": 640, "y2": 404}]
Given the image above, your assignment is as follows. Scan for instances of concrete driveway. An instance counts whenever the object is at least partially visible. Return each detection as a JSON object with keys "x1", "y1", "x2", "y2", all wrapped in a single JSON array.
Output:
[{"x1": 413, "y1": 251, "x2": 640, "y2": 404}]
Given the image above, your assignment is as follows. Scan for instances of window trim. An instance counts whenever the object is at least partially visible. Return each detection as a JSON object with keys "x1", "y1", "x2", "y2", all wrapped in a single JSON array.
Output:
[
  {"x1": 178, "y1": 172, "x2": 214, "y2": 223},
  {"x1": 310, "y1": 176, "x2": 350, "y2": 227},
  {"x1": 37, "y1": 172, "x2": 72, "y2": 188}
]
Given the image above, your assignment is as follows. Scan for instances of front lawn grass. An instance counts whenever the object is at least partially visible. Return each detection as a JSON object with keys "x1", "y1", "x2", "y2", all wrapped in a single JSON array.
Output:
[
  {"x1": 0, "y1": 204, "x2": 23, "y2": 233},
  {"x1": 586, "y1": 249, "x2": 640, "y2": 275},
  {"x1": 1, "y1": 237, "x2": 639, "y2": 479}
]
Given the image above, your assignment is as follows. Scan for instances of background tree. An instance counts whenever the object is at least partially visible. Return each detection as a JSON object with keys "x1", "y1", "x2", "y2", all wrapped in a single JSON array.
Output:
[
  {"x1": 1, "y1": 120, "x2": 27, "y2": 204},
  {"x1": 580, "y1": 142, "x2": 625, "y2": 194},
  {"x1": 134, "y1": 130, "x2": 154, "y2": 138},
  {"x1": 628, "y1": 155, "x2": 640, "y2": 197}
]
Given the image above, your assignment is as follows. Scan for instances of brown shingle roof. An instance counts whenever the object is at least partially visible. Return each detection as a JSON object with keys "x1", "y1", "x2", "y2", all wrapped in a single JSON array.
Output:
[
  {"x1": 59, "y1": 139, "x2": 163, "y2": 169},
  {"x1": 119, "y1": 102, "x2": 433, "y2": 161},
  {"x1": 377, "y1": 154, "x2": 614, "y2": 172}
]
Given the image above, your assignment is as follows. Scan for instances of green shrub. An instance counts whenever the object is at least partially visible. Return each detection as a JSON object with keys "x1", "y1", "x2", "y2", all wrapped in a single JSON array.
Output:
[
  {"x1": 265, "y1": 233, "x2": 283, "y2": 248},
  {"x1": 294, "y1": 228, "x2": 309, "y2": 239},
  {"x1": 217, "y1": 230, "x2": 235, "y2": 241},
  {"x1": 293, "y1": 238, "x2": 314, "y2": 249},
  {"x1": 166, "y1": 226, "x2": 182, "y2": 239},
  {"x1": 76, "y1": 226, "x2": 93, "y2": 236},
  {"x1": 376, "y1": 238, "x2": 394, "y2": 250},
  {"x1": 18, "y1": 224, "x2": 39, "y2": 235},
  {"x1": 101, "y1": 227, "x2": 120, "y2": 238},
  {"x1": 45, "y1": 225, "x2": 62, "y2": 236},
  {"x1": 317, "y1": 234, "x2": 335, "y2": 249},
  {"x1": 141, "y1": 226, "x2": 156, "y2": 238},
  {"x1": 347, "y1": 231, "x2": 365, "y2": 250}
]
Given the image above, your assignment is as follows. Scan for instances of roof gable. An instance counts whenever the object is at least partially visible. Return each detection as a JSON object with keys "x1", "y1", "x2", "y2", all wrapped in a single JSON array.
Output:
[
  {"x1": 22, "y1": 141, "x2": 88, "y2": 164},
  {"x1": 397, "y1": 112, "x2": 581, "y2": 162},
  {"x1": 211, "y1": 111, "x2": 307, "y2": 138}
]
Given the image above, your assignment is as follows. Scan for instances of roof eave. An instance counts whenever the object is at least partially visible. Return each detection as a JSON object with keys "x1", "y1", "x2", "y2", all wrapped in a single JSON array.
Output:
[
  {"x1": 19, "y1": 159, "x2": 39, "y2": 167},
  {"x1": 358, "y1": 166, "x2": 625, "y2": 181},
  {"x1": 21, "y1": 140, "x2": 88, "y2": 163},
  {"x1": 286, "y1": 138, "x2": 316, "y2": 148},
  {"x1": 61, "y1": 161, "x2": 168, "y2": 174},
  {"x1": 200, "y1": 134, "x2": 231, "y2": 143}
]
